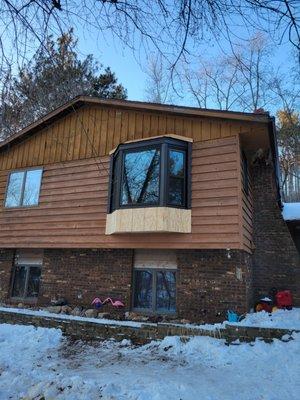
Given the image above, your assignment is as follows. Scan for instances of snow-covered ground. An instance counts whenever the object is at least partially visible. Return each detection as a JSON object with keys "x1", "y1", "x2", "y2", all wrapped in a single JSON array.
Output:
[
  {"x1": 0, "y1": 323, "x2": 300, "y2": 400},
  {"x1": 232, "y1": 308, "x2": 300, "y2": 330}
]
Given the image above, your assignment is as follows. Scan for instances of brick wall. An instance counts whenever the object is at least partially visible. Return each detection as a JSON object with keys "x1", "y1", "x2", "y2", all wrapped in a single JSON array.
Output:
[
  {"x1": 251, "y1": 162, "x2": 300, "y2": 305},
  {"x1": 40, "y1": 249, "x2": 134, "y2": 310},
  {"x1": 0, "y1": 249, "x2": 14, "y2": 301},
  {"x1": 176, "y1": 249, "x2": 252, "y2": 322}
]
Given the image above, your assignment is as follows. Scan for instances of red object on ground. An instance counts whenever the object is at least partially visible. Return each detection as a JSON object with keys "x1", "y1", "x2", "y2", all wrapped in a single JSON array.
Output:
[{"x1": 275, "y1": 290, "x2": 293, "y2": 308}]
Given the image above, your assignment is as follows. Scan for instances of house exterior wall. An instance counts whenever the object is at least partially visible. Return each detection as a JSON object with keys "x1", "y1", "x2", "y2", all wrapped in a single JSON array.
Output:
[
  {"x1": 0, "y1": 135, "x2": 247, "y2": 251},
  {"x1": 0, "y1": 247, "x2": 251, "y2": 322},
  {"x1": 251, "y1": 162, "x2": 300, "y2": 305}
]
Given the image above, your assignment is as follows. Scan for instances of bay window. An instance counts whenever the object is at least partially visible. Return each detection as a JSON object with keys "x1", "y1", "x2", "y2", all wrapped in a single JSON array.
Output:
[{"x1": 109, "y1": 137, "x2": 191, "y2": 212}]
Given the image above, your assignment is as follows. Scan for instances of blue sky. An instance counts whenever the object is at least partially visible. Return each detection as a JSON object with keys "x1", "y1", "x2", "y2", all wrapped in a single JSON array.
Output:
[{"x1": 76, "y1": 27, "x2": 295, "y2": 115}]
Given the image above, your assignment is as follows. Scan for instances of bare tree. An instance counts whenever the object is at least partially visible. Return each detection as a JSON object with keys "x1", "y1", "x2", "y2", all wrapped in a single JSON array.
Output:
[
  {"x1": 277, "y1": 110, "x2": 300, "y2": 201},
  {"x1": 184, "y1": 34, "x2": 273, "y2": 112},
  {"x1": 0, "y1": 1, "x2": 299, "y2": 77},
  {"x1": 145, "y1": 54, "x2": 173, "y2": 104}
]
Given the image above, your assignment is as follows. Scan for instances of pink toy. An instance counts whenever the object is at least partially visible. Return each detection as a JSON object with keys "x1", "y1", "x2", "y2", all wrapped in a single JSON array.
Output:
[
  {"x1": 91, "y1": 297, "x2": 125, "y2": 309},
  {"x1": 104, "y1": 297, "x2": 125, "y2": 309}
]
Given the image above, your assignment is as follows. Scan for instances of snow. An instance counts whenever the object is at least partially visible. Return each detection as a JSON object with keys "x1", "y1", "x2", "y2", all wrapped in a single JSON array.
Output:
[
  {"x1": 0, "y1": 323, "x2": 300, "y2": 400},
  {"x1": 282, "y1": 202, "x2": 300, "y2": 221},
  {"x1": 0, "y1": 306, "x2": 143, "y2": 328},
  {"x1": 231, "y1": 308, "x2": 300, "y2": 330},
  {"x1": 1, "y1": 305, "x2": 300, "y2": 333}
]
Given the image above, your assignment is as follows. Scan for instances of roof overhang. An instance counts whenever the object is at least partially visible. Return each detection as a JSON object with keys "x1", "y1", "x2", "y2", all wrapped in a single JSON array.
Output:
[{"x1": 0, "y1": 96, "x2": 272, "y2": 153}]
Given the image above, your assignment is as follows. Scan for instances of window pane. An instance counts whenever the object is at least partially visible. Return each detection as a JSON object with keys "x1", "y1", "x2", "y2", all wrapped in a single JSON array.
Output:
[
  {"x1": 169, "y1": 150, "x2": 184, "y2": 178},
  {"x1": 156, "y1": 271, "x2": 176, "y2": 312},
  {"x1": 121, "y1": 148, "x2": 160, "y2": 206},
  {"x1": 169, "y1": 177, "x2": 184, "y2": 206},
  {"x1": 27, "y1": 267, "x2": 41, "y2": 298},
  {"x1": 5, "y1": 172, "x2": 24, "y2": 207},
  {"x1": 168, "y1": 150, "x2": 185, "y2": 206},
  {"x1": 133, "y1": 270, "x2": 153, "y2": 309},
  {"x1": 12, "y1": 266, "x2": 27, "y2": 297},
  {"x1": 22, "y1": 169, "x2": 43, "y2": 206}
]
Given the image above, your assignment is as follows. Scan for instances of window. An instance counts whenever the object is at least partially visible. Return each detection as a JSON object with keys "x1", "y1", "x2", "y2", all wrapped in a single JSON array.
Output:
[
  {"x1": 133, "y1": 269, "x2": 176, "y2": 313},
  {"x1": 133, "y1": 250, "x2": 177, "y2": 313},
  {"x1": 5, "y1": 168, "x2": 43, "y2": 208},
  {"x1": 121, "y1": 147, "x2": 160, "y2": 206},
  {"x1": 11, "y1": 250, "x2": 43, "y2": 300},
  {"x1": 109, "y1": 137, "x2": 191, "y2": 212}
]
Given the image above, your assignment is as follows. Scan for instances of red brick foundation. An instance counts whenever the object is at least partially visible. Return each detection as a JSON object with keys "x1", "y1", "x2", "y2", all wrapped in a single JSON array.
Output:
[
  {"x1": 0, "y1": 248, "x2": 252, "y2": 322},
  {"x1": 176, "y1": 249, "x2": 252, "y2": 322},
  {"x1": 40, "y1": 249, "x2": 134, "y2": 310},
  {"x1": 0, "y1": 249, "x2": 14, "y2": 301},
  {"x1": 251, "y1": 163, "x2": 300, "y2": 305}
]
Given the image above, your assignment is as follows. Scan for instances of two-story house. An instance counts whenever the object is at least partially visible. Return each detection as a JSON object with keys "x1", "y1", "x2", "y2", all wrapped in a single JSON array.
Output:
[{"x1": 0, "y1": 96, "x2": 299, "y2": 322}]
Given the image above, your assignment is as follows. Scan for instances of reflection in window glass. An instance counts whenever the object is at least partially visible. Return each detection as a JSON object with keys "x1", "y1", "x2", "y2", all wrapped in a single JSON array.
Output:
[
  {"x1": 12, "y1": 266, "x2": 27, "y2": 297},
  {"x1": 27, "y1": 267, "x2": 41, "y2": 297},
  {"x1": 133, "y1": 270, "x2": 153, "y2": 309},
  {"x1": 4, "y1": 169, "x2": 42, "y2": 208},
  {"x1": 23, "y1": 169, "x2": 43, "y2": 206},
  {"x1": 168, "y1": 150, "x2": 185, "y2": 206},
  {"x1": 156, "y1": 271, "x2": 176, "y2": 312},
  {"x1": 121, "y1": 148, "x2": 160, "y2": 206},
  {"x1": 5, "y1": 172, "x2": 24, "y2": 207}
]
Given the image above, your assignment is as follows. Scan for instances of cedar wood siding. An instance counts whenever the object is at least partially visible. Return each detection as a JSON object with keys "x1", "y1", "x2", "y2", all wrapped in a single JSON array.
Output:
[{"x1": 0, "y1": 104, "x2": 263, "y2": 251}]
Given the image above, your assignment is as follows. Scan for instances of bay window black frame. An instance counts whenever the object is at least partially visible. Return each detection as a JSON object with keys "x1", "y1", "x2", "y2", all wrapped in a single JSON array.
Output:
[{"x1": 108, "y1": 137, "x2": 192, "y2": 213}]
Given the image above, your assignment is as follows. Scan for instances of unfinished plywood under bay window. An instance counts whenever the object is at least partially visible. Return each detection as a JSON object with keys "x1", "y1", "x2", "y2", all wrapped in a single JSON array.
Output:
[{"x1": 105, "y1": 207, "x2": 191, "y2": 234}]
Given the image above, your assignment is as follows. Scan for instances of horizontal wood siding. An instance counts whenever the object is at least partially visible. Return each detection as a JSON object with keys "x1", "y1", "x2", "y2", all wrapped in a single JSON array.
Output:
[
  {"x1": 0, "y1": 136, "x2": 244, "y2": 250},
  {"x1": 0, "y1": 104, "x2": 261, "y2": 171}
]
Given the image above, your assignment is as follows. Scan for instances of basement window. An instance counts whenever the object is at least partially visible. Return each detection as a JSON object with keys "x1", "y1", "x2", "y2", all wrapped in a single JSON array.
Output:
[
  {"x1": 5, "y1": 168, "x2": 43, "y2": 208},
  {"x1": 132, "y1": 250, "x2": 177, "y2": 314},
  {"x1": 109, "y1": 137, "x2": 191, "y2": 212},
  {"x1": 11, "y1": 250, "x2": 43, "y2": 301}
]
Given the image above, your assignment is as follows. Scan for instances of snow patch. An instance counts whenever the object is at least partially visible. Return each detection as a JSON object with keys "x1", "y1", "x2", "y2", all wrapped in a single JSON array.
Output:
[{"x1": 0, "y1": 323, "x2": 299, "y2": 399}]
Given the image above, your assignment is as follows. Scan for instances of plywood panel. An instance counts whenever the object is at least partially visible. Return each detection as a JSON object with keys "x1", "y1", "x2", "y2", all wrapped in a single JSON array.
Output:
[{"x1": 0, "y1": 136, "x2": 246, "y2": 250}]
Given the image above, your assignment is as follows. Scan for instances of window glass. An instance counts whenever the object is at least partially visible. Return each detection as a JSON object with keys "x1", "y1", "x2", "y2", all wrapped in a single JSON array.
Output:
[
  {"x1": 11, "y1": 266, "x2": 27, "y2": 297},
  {"x1": 5, "y1": 171, "x2": 24, "y2": 207},
  {"x1": 27, "y1": 267, "x2": 41, "y2": 298},
  {"x1": 4, "y1": 169, "x2": 42, "y2": 208},
  {"x1": 133, "y1": 270, "x2": 153, "y2": 309},
  {"x1": 168, "y1": 150, "x2": 185, "y2": 206},
  {"x1": 23, "y1": 169, "x2": 43, "y2": 206},
  {"x1": 156, "y1": 271, "x2": 176, "y2": 312},
  {"x1": 121, "y1": 148, "x2": 160, "y2": 206}
]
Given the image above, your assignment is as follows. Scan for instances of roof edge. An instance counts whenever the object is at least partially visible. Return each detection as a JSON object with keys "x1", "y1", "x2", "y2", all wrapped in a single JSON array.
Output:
[{"x1": 0, "y1": 96, "x2": 272, "y2": 152}]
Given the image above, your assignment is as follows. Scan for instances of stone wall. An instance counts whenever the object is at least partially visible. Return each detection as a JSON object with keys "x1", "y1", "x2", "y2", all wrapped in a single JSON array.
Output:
[
  {"x1": 176, "y1": 249, "x2": 252, "y2": 322},
  {"x1": 0, "y1": 309, "x2": 297, "y2": 344},
  {"x1": 251, "y1": 162, "x2": 300, "y2": 305}
]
